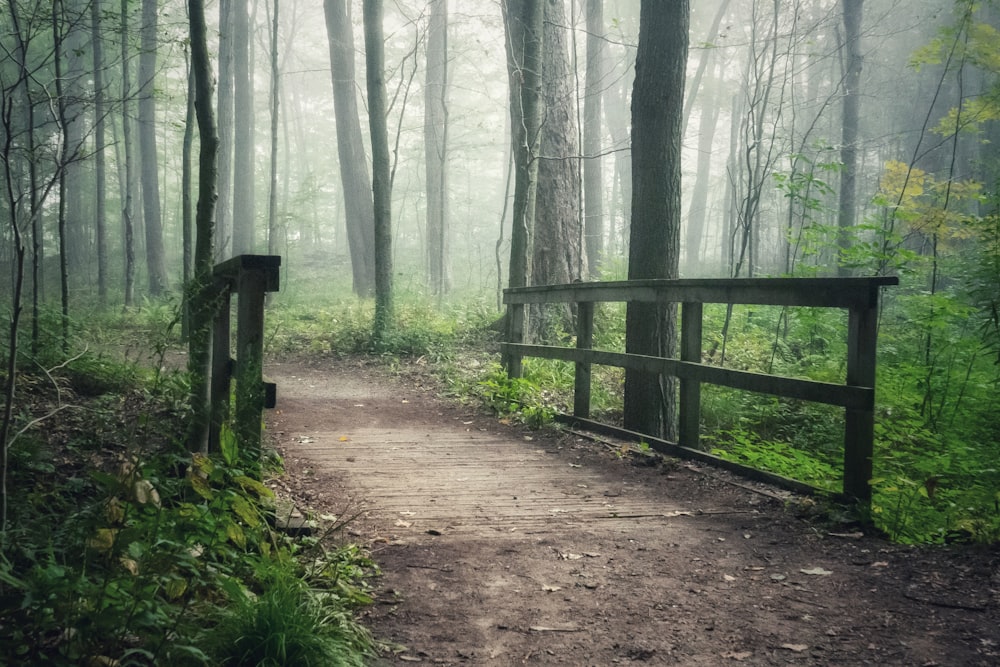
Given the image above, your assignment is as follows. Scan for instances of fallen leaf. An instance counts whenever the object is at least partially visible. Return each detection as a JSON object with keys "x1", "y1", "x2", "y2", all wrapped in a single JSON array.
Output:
[
  {"x1": 663, "y1": 510, "x2": 693, "y2": 517},
  {"x1": 560, "y1": 553, "x2": 584, "y2": 560},
  {"x1": 723, "y1": 574, "x2": 737, "y2": 582},
  {"x1": 394, "y1": 520, "x2": 412, "y2": 528},
  {"x1": 722, "y1": 651, "x2": 752, "y2": 660},
  {"x1": 780, "y1": 644, "x2": 809, "y2": 652},
  {"x1": 800, "y1": 567, "x2": 833, "y2": 576},
  {"x1": 542, "y1": 585, "x2": 562, "y2": 592},
  {"x1": 399, "y1": 511, "x2": 416, "y2": 516},
  {"x1": 339, "y1": 436, "x2": 349, "y2": 442},
  {"x1": 828, "y1": 531, "x2": 864, "y2": 539},
  {"x1": 770, "y1": 574, "x2": 787, "y2": 582}
]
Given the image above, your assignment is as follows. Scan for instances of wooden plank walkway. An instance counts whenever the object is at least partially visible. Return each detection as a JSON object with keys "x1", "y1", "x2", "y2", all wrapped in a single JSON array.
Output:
[{"x1": 265, "y1": 359, "x2": 999, "y2": 667}]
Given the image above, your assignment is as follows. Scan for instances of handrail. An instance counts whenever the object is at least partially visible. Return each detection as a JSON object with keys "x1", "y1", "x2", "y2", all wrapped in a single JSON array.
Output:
[
  {"x1": 502, "y1": 276, "x2": 898, "y2": 506},
  {"x1": 208, "y1": 254, "x2": 281, "y2": 461}
]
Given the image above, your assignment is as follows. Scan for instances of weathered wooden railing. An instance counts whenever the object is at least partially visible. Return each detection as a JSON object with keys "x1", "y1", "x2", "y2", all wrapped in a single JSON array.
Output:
[
  {"x1": 502, "y1": 277, "x2": 898, "y2": 505},
  {"x1": 208, "y1": 255, "x2": 281, "y2": 458}
]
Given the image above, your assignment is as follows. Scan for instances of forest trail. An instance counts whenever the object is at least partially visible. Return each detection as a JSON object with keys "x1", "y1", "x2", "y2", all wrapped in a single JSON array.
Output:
[{"x1": 265, "y1": 357, "x2": 999, "y2": 666}]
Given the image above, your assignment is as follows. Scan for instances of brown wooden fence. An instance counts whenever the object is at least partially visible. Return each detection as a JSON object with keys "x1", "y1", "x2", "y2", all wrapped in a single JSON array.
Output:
[
  {"x1": 502, "y1": 277, "x2": 898, "y2": 505},
  {"x1": 208, "y1": 255, "x2": 281, "y2": 458}
]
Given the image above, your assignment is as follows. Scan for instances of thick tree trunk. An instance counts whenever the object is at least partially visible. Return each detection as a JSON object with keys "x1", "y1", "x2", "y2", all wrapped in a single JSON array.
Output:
[
  {"x1": 837, "y1": 0, "x2": 864, "y2": 277},
  {"x1": 232, "y1": 0, "x2": 255, "y2": 255},
  {"x1": 138, "y1": 0, "x2": 168, "y2": 296},
  {"x1": 424, "y1": 0, "x2": 450, "y2": 298},
  {"x1": 582, "y1": 0, "x2": 605, "y2": 277},
  {"x1": 623, "y1": 0, "x2": 688, "y2": 441},
  {"x1": 531, "y1": 0, "x2": 584, "y2": 336},
  {"x1": 323, "y1": 0, "x2": 376, "y2": 296},
  {"x1": 363, "y1": 0, "x2": 393, "y2": 341},
  {"x1": 502, "y1": 0, "x2": 543, "y2": 298}
]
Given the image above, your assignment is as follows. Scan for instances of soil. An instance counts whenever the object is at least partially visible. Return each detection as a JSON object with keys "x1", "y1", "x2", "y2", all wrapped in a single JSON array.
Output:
[{"x1": 265, "y1": 355, "x2": 999, "y2": 666}]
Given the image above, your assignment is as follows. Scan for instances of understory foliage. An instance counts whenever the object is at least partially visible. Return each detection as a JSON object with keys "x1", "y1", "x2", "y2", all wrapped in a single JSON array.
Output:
[{"x1": 0, "y1": 318, "x2": 375, "y2": 665}]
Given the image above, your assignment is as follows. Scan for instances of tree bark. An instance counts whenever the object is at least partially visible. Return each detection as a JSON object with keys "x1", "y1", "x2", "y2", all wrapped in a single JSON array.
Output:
[
  {"x1": 232, "y1": 0, "x2": 255, "y2": 255},
  {"x1": 138, "y1": 0, "x2": 168, "y2": 296},
  {"x1": 623, "y1": 0, "x2": 688, "y2": 441},
  {"x1": 267, "y1": 0, "x2": 280, "y2": 260},
  {"x1": 323, "y1": 0, "x2": 376, "y2": 296},
  {"x1": 582, "y1": 0, "x2": 605, "y2": 277},
  {"x1": 216, "y1": 0, "x2": 234, "y2": 259},
  {"x1": 186, "y1": 0, "x2": 219, "y2": 452},
  {"x1": 363, "y1": 0, "x2": 393, "y2": 342},
  {"x1": 424, "y1": 0, "x2": 450, "y2": 298},
  {"x1": 532, "y1": 0, "x2": 584, "y2": 336},
  {"x1": 502, "y1": 0, "x2": 543, "y2": 299},
  {"x1": 120, "y1": 0, "x2": 136, "y2": 306},
  {"x1": 837, "y1": 0, "x2": 863, "y2": 276},
  {"x1": 91, "y1": 0, "x2": 108, "y2": 306}
]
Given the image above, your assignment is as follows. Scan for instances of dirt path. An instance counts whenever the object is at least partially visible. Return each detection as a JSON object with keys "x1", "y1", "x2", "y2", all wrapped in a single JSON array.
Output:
[{"x1": 266, "y1": 357, "x2": 998, "y2": 666}]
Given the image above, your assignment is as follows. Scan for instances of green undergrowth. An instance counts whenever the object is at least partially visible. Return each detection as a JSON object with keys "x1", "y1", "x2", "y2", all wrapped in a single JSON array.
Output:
[{"x1": 0, "y1": 327, "x2": 376, "y2": 665}]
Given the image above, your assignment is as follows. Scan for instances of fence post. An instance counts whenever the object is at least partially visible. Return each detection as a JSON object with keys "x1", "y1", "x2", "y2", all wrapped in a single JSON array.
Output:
[
  {"x1": 234, "y1": 266, "x2": 268, "y2": 468},
  {"x1": 505, "y1": 301, "x2": 525, "y2": 379},
  {"x1": 574, "y1": 301, "x2": 595, "y2": 419},
  {"x1": 208, "y1": 279, "x2": 232, "y2": 454},
  {"x1": 679, "y1": 301, "x2": 703, "y2": 449},
  {"x1": 844, "y1": 299, "x2": 878, "y2": 506}
]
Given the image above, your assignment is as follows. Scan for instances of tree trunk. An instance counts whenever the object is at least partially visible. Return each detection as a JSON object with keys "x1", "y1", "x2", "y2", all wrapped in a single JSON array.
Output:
[
  {"x1": 424, "y1": 0, "x2": 450, "y2": 298},
  {"x1": 363, "y1": 0, "x2": 393, "y2": 342},
  {"x1": 186, "y1": 0, "x2": 219, "y2": 453},
  {"x1": 138, "y1": 0, "x2": 168, "y2": 296},
  {"x1": 502, "y1": 0, "x2": 543, "y2": 299},
  {"x1": 582, "y1": 0, "x2": 605, "y2": 277},
  {"x1": 267, "y1": 0, "x2": 280, "y2": 261},
  {"x1": 684, "y1": 59, "x2": 722, "y2": 274},
  {"x1": 216, "y1": 0, "x2": 234, "y2": 259},
  {"x1": 232, "y1": 0, "x2": 255, "y2": 255},
  {"x1": 532, "y1": 0, "x2": 584, "y2": 336},
  {"x1": 323, "y1": 0, "x2": 376, "y2": 296},
  {"x1": 121, "y1": 0, "x2": 136, "y2": 307},
  {"x1": 837, "y1": 0, "x2": 863, "y2": 276},
  {"x1": 92, "y1": 0, "x2": 108, "y2": 306},
  {"x1": 623, "y1": 0, "x2": 688, "y2": 441}
]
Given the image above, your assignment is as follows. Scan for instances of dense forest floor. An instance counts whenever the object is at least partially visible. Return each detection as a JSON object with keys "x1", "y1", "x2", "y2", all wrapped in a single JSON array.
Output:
[{"x1": 266, "y1": 355, "x2": 999, "y2": 666}]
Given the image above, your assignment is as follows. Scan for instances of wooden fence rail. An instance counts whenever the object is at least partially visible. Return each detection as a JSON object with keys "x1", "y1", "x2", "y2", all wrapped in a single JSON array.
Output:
[
  {"x1": 208, "y1": 254, "x2": 281, "y2": 459},
  {"x1": 502, "y1": 277, "x2": 898, "y2": 505}
]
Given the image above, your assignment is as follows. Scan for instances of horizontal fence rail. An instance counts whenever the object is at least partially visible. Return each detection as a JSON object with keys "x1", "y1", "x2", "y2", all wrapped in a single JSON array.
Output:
[{"x1": 501, "y1": 277, "x2": 898, "y2": 505}]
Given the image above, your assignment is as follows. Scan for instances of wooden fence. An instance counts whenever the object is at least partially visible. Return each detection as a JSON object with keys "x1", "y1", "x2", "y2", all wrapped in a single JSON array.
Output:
[
  {"x1": 208, "y1": 254, "x2": 281, "y2": 458},
  {"x1": 502, "y1": 277, "x2": 898, "y2": 505}
]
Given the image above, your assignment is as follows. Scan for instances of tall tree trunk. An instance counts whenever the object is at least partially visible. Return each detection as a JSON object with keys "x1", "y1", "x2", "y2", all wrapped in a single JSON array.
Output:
[
  {"x1": 502, "y1": 0, "x2": 543, "y2": 298},
  {"x1": 532, "y1": 0, "x2": 584, "y2": 335},
  {"x1": 182, "y1": 54, "x2": 195, "y2": 313},
  {"x1": 623, "y1": 0, "x2": 688, "y2": 441},
  {"x1": 837, "y1": 0, "x2": 863, "y2": 276},
  {"x1": 363, "y1": 0, "x2": 393, "y2": 342},
  {"x1": 267, "y1": 0, "x2": 280, "y2": 260},
  {"x1": 216, "y1": 0, "x2": 234, "y2": 259},
  {"x1": 92, "y1": 0, "x2": 108, "y2": 306},
  {"x1": 186, "y1": 0, "x2": 219, "y2": 453},
  {"x1": 139, "y1": 0, "x2": 168, "y2": 296},
  {"x1": 424, "y1": 0, "x2": 450, "y2": 298},
  {"x1": 684, "y1": 60, "x2": 722, "y2": 274},
  {"x1": 121, "y1": 0, "x2": 136, "y2": 307},
  {"x1": 232, "y1": 0, "x2": 255, "y2": 255},
  {"x1": 323, "y1": 0, "x2": 375, "y2": 296},
  {"x1": 582, "y1": 0, "x2": 605, "y2": 277}
]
